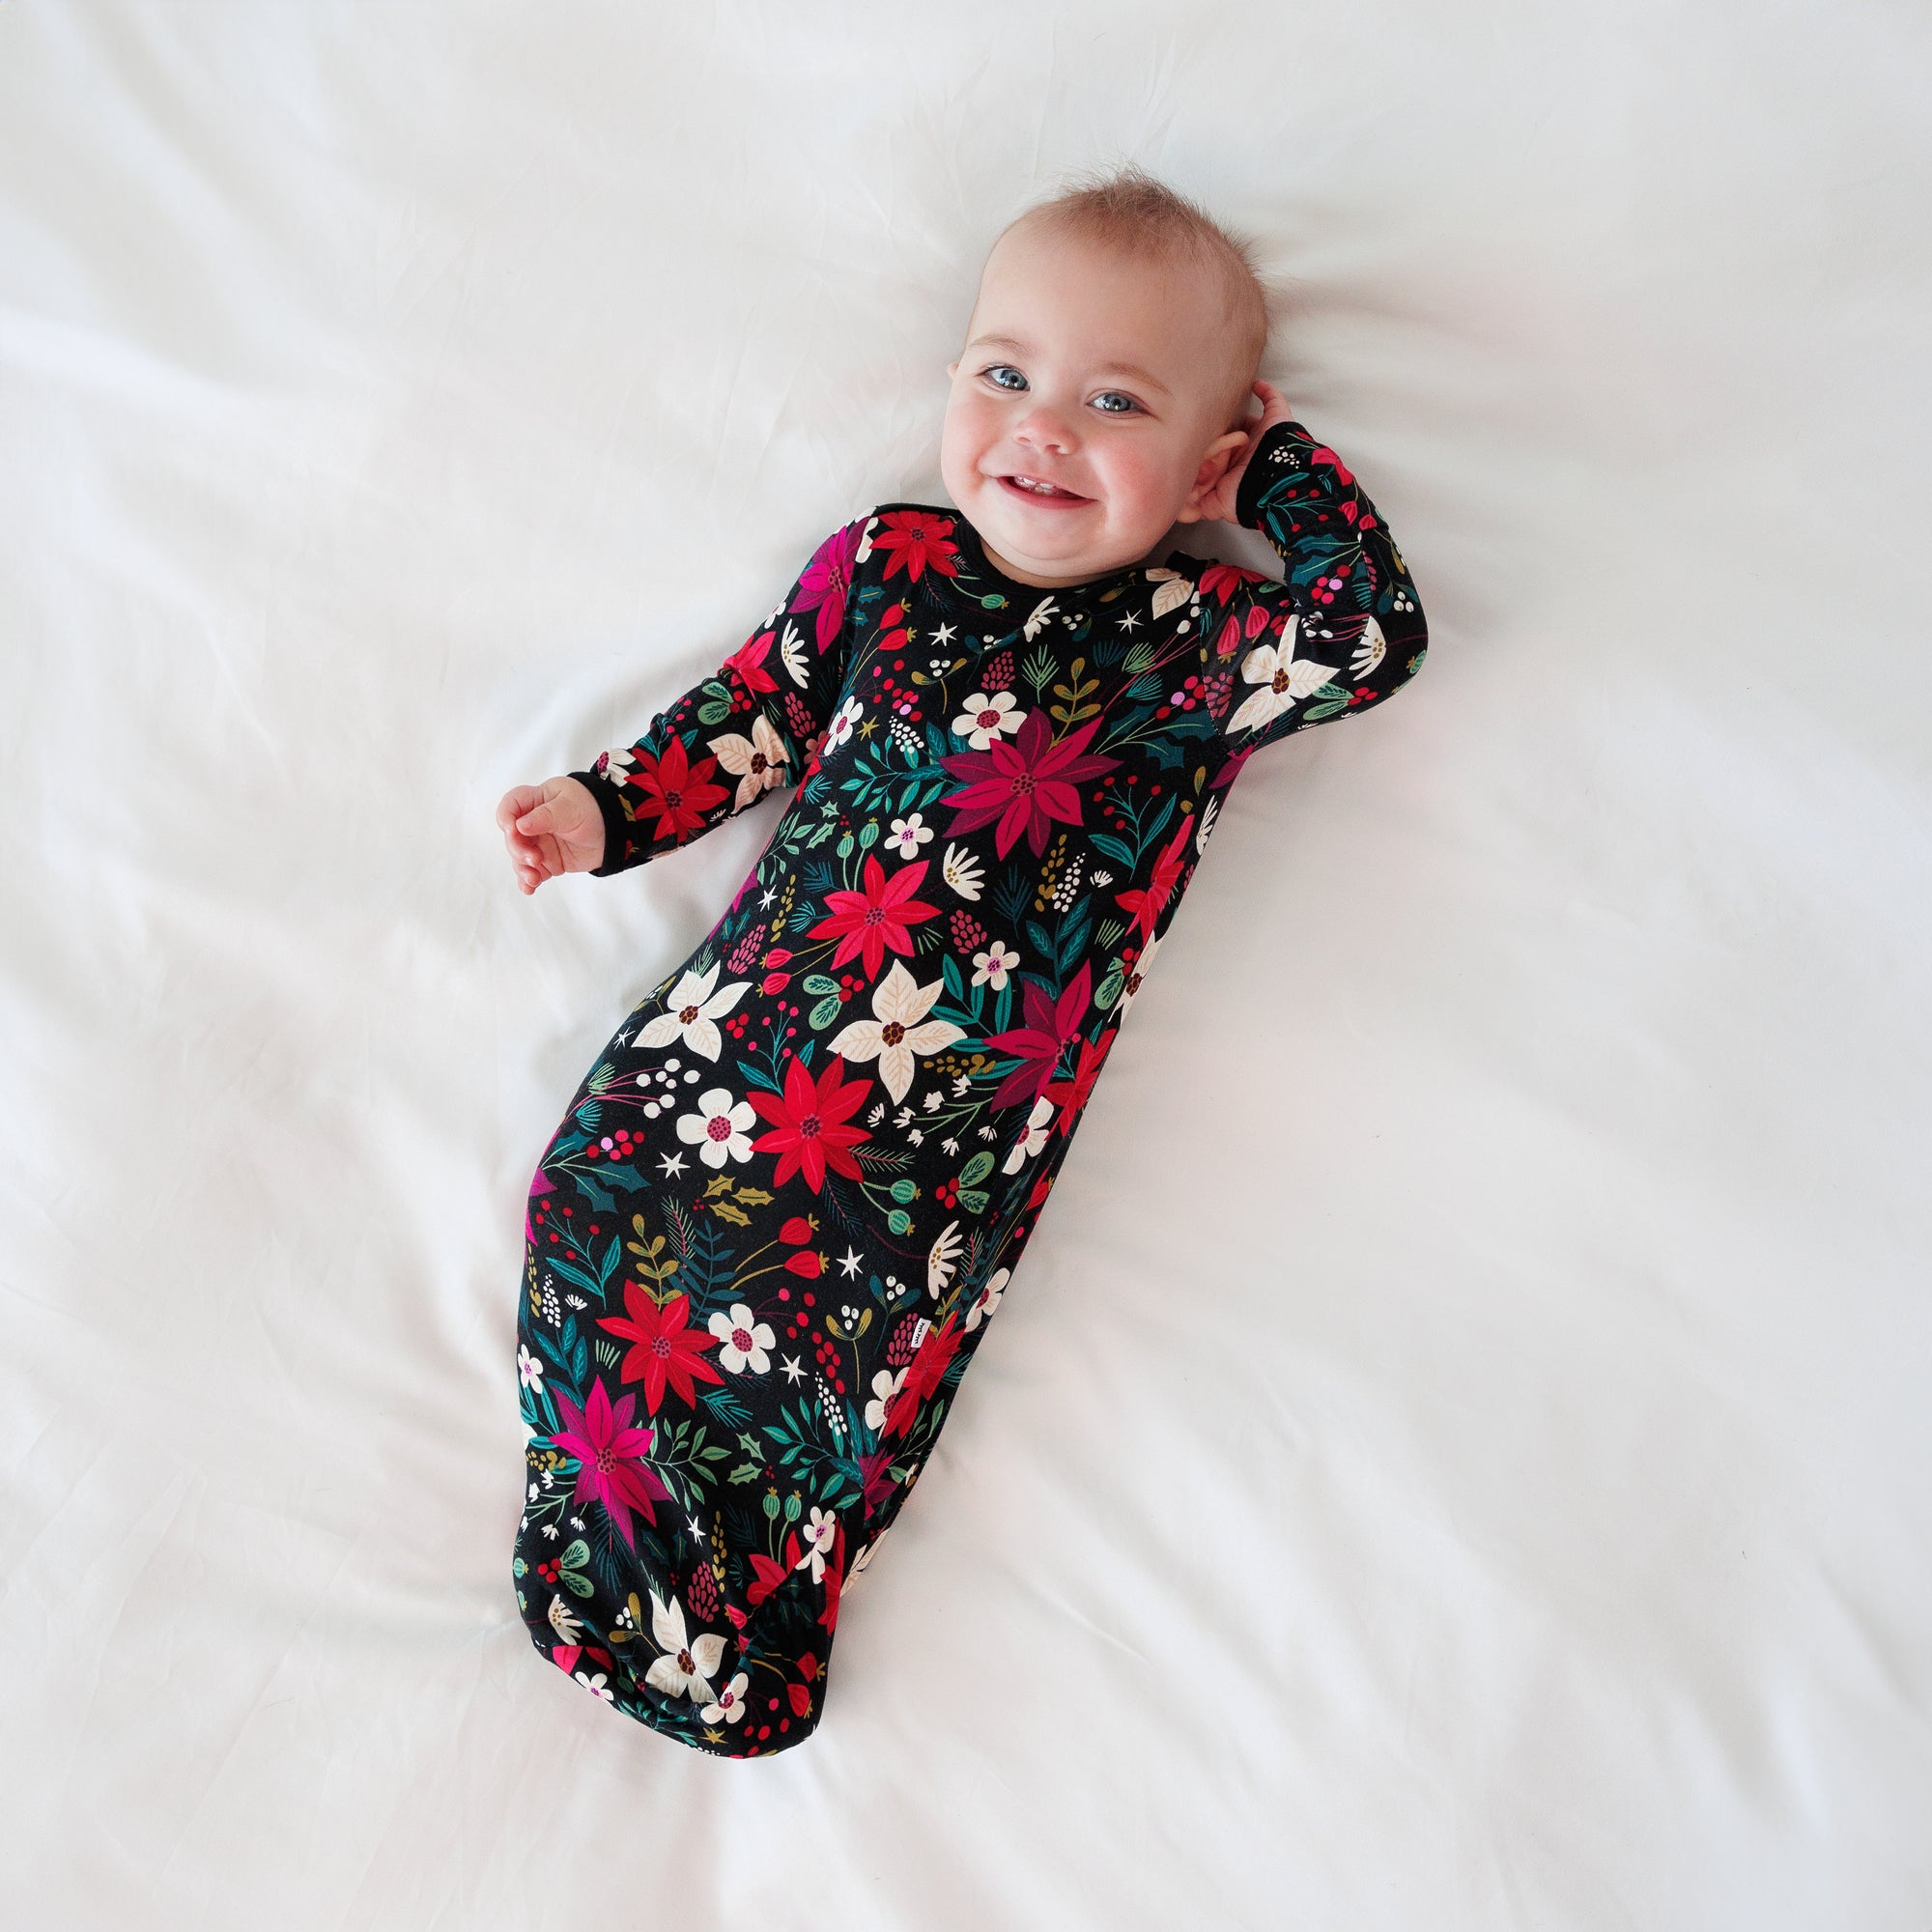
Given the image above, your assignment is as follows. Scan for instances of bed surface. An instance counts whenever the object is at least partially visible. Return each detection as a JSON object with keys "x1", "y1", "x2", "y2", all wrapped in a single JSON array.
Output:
[{"x1": 4, "y1": 4, "x2": 1928, "y2": 1925}]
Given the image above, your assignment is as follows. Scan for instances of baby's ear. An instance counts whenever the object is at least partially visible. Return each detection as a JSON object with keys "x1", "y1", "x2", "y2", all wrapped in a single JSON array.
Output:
[{"x1": 1174, "y1": 429, "x2": 1250, "y2": 524}]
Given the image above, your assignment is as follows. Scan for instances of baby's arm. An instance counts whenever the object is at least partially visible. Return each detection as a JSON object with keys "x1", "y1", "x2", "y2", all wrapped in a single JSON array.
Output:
[
  {"x1": 1208, "y1": 381, "x2": 1429, "y2": 753},
  {"x1": 498, "y1": 517, "x2": 867, "y2": 890}
]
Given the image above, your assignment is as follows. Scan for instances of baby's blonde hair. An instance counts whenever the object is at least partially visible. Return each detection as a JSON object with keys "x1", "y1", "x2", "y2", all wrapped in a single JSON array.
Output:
[{"x1": 996, "y1": 161, "x2": 1276, "y2": 428}]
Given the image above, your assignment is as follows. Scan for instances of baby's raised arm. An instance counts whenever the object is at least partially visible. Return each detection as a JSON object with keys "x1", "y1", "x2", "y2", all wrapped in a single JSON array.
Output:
[{"x1": 1206, "y1": 379, "x2": 1430, "y2": 753}]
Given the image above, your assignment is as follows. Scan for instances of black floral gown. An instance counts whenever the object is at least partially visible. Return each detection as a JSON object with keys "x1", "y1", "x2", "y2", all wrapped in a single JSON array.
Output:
[{"x1": 512, "y1": 418, "x2": 1429, "y2": 1757}]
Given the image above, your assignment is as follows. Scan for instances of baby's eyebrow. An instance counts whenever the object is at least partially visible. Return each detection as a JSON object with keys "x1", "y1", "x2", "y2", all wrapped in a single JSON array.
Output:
[{"x1": 966, "y1": 333, "x2": 1171, "y2": 397}]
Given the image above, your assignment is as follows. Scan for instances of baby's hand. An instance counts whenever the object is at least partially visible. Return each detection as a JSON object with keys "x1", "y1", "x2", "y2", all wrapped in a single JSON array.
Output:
[
  {"x1": 1198, "y1": 379, "x2": 1295, "y2": 525},
  {"x1": 497, "y1": 777, "x2": 606, "y2": 894}
]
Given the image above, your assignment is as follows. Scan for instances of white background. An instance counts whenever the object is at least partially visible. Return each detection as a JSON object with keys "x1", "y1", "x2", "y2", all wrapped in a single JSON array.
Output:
[{"x1": 4, "y1": 4, "x2": 1929, "y2": 1925}]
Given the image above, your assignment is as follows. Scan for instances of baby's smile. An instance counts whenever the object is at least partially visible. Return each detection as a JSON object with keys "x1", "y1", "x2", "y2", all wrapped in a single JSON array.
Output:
[{"x1": 996, "y1": 472, "x2": 1091, "y2": 504}]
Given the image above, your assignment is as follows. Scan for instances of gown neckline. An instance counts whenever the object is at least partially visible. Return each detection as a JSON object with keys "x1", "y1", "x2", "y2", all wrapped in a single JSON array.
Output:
[{"x1": 894, "y1": 501, "x2": 1193, "y2": 608}]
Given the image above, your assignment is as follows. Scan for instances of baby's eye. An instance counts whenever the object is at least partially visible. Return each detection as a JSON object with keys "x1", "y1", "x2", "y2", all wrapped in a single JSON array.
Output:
[
  {"x1": 1093, "y1": 391, "x2": 1140, "y2": 415},
  {"x1": 981, "y1": 364, "x2": 1027, "y2": 391}
]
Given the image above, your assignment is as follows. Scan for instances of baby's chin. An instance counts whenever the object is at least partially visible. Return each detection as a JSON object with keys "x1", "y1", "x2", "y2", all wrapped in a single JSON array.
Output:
[{"x1": 967, "y1": 487, "x2": 1160, "y2": 584}]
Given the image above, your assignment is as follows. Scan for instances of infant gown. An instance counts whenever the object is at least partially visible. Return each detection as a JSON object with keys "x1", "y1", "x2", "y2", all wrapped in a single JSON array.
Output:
[{"x1": 512, "y1": 417, "x2": 1429, "y2": 1756}]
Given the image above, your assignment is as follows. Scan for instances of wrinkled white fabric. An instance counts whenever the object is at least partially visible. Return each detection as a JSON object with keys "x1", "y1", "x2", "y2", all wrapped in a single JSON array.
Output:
[{"x1": 2, "y1": 3, "x2": 1927, "y2": 1926}]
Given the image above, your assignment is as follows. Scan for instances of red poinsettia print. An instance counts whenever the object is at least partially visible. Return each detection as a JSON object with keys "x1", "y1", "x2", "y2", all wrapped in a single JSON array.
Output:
[
  {"x1": 869, "y1": 509, "x2": 960, "y2": 584},
  {"x1": 720, "y1": 626, "x2": 783, "y2": 701},
  {"x1": 619, "y1": 736, "x2": 732, "y2": 845},
  {"x1": 747, "y1": 1052, "x2": 874, "y2": 1191},
  {"x1": 1200, "y1": 559, "x2": 1268, "y2": 605},
  {"x1": 597, "y1": 1285, "x2": 724, "y2": 1414},
  {"x1": 807, "y1": 854, "x2": 941, "y2": 977},
  {"x1": 1039, "y1": 1023, "x2": 1119, "y2": 1137},
  {"x1": 883, "y1": 1313, "x2": 964, "y2": 1438},
  {"x1": 1113, "y1": 818, "x2": 1195, "y2": 948}
]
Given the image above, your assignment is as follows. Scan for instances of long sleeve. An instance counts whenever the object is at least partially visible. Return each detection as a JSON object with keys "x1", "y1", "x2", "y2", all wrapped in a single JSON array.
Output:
[
  {"x1": 568, "y1": 516, "x2": 868, "y2": 877},
  {"x1": 1222, "y1": 419, "x2": 1429, "y2": 753}
]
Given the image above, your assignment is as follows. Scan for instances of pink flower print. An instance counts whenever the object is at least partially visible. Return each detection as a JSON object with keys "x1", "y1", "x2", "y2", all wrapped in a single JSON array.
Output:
[
  {"x1": 981, "y1": 960, "x2": 1094, "y2": 1112},
  {"x1": 548, "y1": 1379, "x2": 673, "y2": 1548},
  {"x1": 938, "y1": 710, "x2": 1120, "y2": 859},
  {"x1": 792, "y1": 522, "x2": 864, "y2": 652}
]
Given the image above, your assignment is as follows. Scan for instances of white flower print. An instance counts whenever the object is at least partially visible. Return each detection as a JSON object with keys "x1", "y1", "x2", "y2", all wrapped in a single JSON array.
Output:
[
  {"x1": 927, "y1": 1219, "x2": 964, "y2": 1298},
  {"x1": 778, "y1": 617, "x2": 810, "y2": 688},
  {"x1": 1195, "y1": 797, "x2": 1219, "y2": 853},
  {"x1": 824, "y1": 695, "x2": 865, "y2": 752},
  {"x1": 1001, "y1": 1094, "x2": 1055, "y2": 1173},
  {"x1": 518, "y1": 1344, "x2": 544, "y2": 1391},
  {"x1": 942, "y1": 841, "x2": 985, "y2": 899},
  {"x1": 700, "y1": 1670, "x2": 752, "y2": 1726},
  {"x1": 1147, "y1": 568, "x2": 1194, "y2": 619},
  {"x1": 644, "y1": 1589, "x2": 726, "y2": 1704},
  {"x1": 635, "y1": 960, "x2": 750, "y2": 1061},
  {"x1": 950, "y1": 690, "x2": 1026, "y2": 751},
  {"x1": 887, "y1": 811, "x2": 934, "y2": 859},
  {"x1": 866, "y1": 1365, "x2": 907, "y2": 1432},
  {"x1": 677, "y1": 1086, "x2": 757, "y2": 1168},
  {"x1": 1226, "y1": 614, "x2": 1339, "y2": 738},
  {"x1": 1021, "y1": 596, "x2": 1060, "y2": 641},
  {"x1": 710, "y1": 1302, "x2": 775, "y2": 1374},
  {"x1": 965, "y1": 1266, "x2": 1009, "y2": 1332},
  {"x1": 848, "y1": 1521, "x2": 892, "y2": 1580},
  {"x1": 574, "y1": 1670, "x2": 615, "y2": 1702},
  {"x1": 547, "y1": 1595, "x2": 584, "y2": 1644},
  {"x1": 972, "y1": 940, "x2": 1020, "y2": 991},
  {"x1": 826, "y1": 959, "x2": 965, "y2": 1104},
  {"x1": 1349, "y1": 613, "x2": 1388, "y2": 678},
  {"x1": 794, "y1": 1507, "x2": 838, "y2": 1582},
  {"x1": 707, "y1": 713, "x2": 792, "y2": 810}
]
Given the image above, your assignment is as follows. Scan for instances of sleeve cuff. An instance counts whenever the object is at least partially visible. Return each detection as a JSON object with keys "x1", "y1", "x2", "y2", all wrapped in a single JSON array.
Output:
[
  {"x1": 1235, "y1": 418, "x2": 1309, "y2": 531},
  {"x1": 567, "y1": 768, "x2": 632, "y2": 878}
]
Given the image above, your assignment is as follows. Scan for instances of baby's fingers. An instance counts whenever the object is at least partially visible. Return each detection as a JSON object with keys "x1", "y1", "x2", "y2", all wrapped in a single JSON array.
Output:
[{"x1": 497, "y1": 784, "x2": 545, "y2": 834}]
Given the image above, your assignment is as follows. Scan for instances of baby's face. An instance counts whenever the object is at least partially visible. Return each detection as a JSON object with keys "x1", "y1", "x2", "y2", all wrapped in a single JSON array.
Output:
[{"x1": 940, "y1": 220, "x2": 1251, "y2": 589}]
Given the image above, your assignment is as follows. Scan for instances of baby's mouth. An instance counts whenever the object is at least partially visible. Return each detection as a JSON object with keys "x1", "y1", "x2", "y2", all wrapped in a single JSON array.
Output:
[{"x1": 996, "y1": 472, "x2": 1092, "y2": 506}]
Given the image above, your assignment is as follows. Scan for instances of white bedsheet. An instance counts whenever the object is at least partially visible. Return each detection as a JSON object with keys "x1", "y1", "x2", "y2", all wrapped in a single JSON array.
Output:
[{"x1": 4, "y1": 4, "x2": 1928, "y2": 1925}]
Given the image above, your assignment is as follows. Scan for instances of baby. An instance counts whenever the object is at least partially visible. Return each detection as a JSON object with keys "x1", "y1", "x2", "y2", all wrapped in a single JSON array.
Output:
[{"x1": 497, "y1": 163, "x2": 1428, "y2": 1758}]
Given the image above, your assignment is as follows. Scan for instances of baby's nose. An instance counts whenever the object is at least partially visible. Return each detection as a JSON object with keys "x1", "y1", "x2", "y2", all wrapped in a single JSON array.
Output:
[{"x1": 1015, "y1": 407, "x2": 1075, "y2": 452}]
